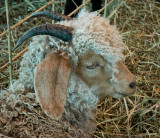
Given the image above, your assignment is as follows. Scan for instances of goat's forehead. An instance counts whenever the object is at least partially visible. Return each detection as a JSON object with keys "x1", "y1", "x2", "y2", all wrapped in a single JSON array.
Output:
[{"x1": 72, "y1": 12, "x2": 124, "y2": 59}]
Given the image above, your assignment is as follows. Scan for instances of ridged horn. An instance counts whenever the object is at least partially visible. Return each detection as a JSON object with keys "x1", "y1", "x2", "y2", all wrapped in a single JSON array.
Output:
[
  {"x1": 13, "y1": 24, "x2": 73, "y2": 51},
  {"x1": 30, "y1": 11, "x2": 72, "y2": 21}
]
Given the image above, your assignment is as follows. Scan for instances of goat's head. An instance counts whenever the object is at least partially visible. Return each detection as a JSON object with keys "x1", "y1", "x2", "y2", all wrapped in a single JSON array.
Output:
[{"x1": 13, "y1": 10, "x2": 136, "y2": 120}]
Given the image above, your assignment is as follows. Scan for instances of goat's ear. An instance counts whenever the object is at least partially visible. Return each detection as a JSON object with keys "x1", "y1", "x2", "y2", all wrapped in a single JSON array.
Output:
[{"x1": 34, "y1": 52, "x2": 71, "y2": 120}]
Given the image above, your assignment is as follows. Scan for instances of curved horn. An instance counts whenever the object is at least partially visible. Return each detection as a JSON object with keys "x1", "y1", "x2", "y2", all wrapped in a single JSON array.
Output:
[
  {"x1": 30, "y1": 11, "x2": 72, "y2": 21},
  {"x1": 13, "y1": 24, "x2": 73, "y2": 51}
]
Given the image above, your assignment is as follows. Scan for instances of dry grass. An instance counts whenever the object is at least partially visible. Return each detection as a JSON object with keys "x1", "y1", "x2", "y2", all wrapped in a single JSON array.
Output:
[{"x1": 0, "y1": 0, "x2": 160, "y2": 137}]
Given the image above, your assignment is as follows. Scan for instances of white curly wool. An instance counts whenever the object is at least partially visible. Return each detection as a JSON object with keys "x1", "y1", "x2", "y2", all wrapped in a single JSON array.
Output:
[{"x1": 66, "y1": 72, "x2": 98, "y2": 112}]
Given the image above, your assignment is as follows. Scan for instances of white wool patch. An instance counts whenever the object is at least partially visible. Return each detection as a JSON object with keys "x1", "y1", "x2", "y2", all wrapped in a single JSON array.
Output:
[
  {"x1": 66, "y1": 72, "x2": 98, "y2": 112},
  {"x1": 9, "y1": 79, "x2": 25, "y2": 92}
]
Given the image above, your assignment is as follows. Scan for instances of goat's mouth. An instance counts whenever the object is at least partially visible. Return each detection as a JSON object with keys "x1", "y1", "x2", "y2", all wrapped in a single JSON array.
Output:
[{"x1": 115, "y1": 91, "x2": 131, "y2": 97}]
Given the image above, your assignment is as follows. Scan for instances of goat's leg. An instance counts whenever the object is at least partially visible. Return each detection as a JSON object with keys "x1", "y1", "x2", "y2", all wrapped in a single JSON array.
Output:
[
  {"x1": 64, "y1": 0, "x2": 83, "y2": 16},
  {"x1": 91, "y1": 0, "x2": 102, "y2": 11}
]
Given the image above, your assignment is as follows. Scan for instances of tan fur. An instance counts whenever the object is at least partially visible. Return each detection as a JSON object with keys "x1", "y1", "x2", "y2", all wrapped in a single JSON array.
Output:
[
  {"x1": 75, "y1": 50, "x2": 136, "y2": 99},
  {"x1": 34, "y1": 52, "x2": 71, "y2": 119}
]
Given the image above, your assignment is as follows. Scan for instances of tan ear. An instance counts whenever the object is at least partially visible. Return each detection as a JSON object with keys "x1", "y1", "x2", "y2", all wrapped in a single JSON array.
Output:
[{"x1": 34, "y1": 52, "x2": 71, "y2": 120}]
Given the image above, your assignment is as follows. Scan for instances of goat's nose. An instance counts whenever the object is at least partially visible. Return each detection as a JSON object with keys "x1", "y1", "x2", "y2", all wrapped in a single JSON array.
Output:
[{"x1": 129, "y1": 82, "x2": 136, "y2": 89}]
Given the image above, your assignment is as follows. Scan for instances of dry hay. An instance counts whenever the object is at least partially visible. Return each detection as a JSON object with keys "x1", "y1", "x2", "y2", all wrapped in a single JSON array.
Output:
[{"x1": 0, "y1": 0, "x2": 160, "y2": 137}]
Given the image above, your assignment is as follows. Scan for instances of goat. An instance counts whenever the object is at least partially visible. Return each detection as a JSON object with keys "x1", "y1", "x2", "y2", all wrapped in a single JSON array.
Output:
[{"x1": 0, "y1": 10, "x2": 136, "y2": 137}]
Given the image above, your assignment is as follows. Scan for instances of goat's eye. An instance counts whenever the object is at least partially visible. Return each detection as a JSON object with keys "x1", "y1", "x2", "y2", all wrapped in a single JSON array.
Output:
[
  {"x1": 86, "y1": 64, "x2": 101, "y2": 70},
  {"x1": 87, "y1": 65, "x2": 96, "y2": 69}
]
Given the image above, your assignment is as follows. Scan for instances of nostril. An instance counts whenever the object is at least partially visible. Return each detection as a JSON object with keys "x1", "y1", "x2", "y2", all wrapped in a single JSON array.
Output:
[{"x1": 129, "y1": 82, "x2": 136, "y2": 89}]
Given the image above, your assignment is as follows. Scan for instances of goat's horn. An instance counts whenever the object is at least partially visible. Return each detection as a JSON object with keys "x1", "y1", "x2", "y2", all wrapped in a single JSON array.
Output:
[
  {"x1": 30, "y1": 11, "x2": 72, "y2": 21},
  {"x1": 13, "y1": 24, "x2": 73, "y2": 51}
]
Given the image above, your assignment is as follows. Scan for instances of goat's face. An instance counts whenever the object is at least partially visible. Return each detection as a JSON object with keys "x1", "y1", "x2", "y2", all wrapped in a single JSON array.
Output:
[{"x1": 75, "y1": 50, "x2": 136, "y2": 99}]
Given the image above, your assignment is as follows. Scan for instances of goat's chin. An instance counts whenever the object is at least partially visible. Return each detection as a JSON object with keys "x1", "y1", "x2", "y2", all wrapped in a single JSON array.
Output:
[
  {"x1": 100, "y1": 93, "x2": 124, "y2": 99},
  {"x1": 91, "y1": 88, "x2": 131, "y2": 100},
  {"x1": 111, "y1": 91, "x2": 131, "y2": 98},
  {"x1": 112, "y1": 94, "x2": 124, "y2": 98},
  {"x1": 98, "y1": 91, "x2": 129, "y2": 99}
]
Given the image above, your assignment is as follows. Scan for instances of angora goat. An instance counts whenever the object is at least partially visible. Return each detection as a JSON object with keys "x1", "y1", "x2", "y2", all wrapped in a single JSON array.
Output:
[{"x1": 0, "y1": 10, "x2": 136, "y2": 137}]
